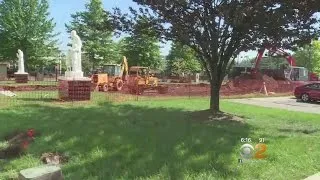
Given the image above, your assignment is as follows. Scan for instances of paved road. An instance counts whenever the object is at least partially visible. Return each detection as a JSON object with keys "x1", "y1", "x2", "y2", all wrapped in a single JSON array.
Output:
[{"x1": 229, "y1": 96, "x2": 320, "y2": 114}]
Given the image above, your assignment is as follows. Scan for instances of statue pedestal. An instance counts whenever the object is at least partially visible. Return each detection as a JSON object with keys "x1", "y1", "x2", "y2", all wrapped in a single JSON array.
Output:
[
  {"x1": 195, "y1": 73, "x2": 200, "y2": 84},
  {"x1": 65, "y1": 71, "x2": 83, "y2": 79},
  {"x1": 58, "y1": 77, "x2": 91, "y2": 101},
  {"x1": 14, "y1": 73, "x2": 28, "y2": 83}
]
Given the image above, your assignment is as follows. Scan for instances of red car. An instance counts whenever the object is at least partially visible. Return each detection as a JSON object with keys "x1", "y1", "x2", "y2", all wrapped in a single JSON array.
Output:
[{"x1": 294, "y1": 83, "x2": 320, "y2": 102}]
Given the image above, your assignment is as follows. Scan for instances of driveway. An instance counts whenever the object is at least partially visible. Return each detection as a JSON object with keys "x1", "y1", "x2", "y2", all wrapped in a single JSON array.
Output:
[{"x1": 229, "y1": 96, "x2": 320, "y2": 114}]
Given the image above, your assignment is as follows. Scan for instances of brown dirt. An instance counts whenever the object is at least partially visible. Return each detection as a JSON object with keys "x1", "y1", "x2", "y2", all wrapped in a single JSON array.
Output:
[
  {"x1": 40, "y1": 152, "x2": 69, "y2": 165},
  {"x1": 189, "y1": 109, "x2": 245, "y2": 123},
  {"x1": 0, "y1": 74, "x2": 298, "y2": 99},
  {"x1": 223, "y1": 74, "x2": 295, "y2": 94},
  {"x1": 0, "y1": 85, "x2": 57, "y2": 91},
  {"x1": 120, "y1": 78, "x2": 294, "y2": 97}
]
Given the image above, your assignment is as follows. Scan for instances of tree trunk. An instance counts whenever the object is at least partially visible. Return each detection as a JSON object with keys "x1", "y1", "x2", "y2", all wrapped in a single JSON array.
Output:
[{"x1": 210, "y1": 81, "x2": 221, "y2": 114}]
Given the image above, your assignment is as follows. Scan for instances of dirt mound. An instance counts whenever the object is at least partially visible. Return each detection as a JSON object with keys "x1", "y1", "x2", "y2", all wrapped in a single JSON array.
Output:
[
  {"x1": 115, "y1": 74, "x2": 295, "y2": 97},
  {"x1": 222, "y1": 74, "x2": 294, "y2": 94},
  {"x1": 189, "y1": 110, "x2": 245, "y2": 123}
]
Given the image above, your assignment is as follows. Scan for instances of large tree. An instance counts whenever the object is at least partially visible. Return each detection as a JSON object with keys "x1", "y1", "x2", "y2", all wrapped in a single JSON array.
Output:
[
  {"x1": 115, "y1": 0, "x2": 320, "y2": 114},
  {"x1": 167, "y1": 42, "x2": 202, "y2": 75},
  {"x1": 0, "y1": 0, "x2": 59, "y2": 70},
  {"x1": 121, "y1": 17, "x2": 162, "y2": 69},
  {"x1": 66, "y1": 0, "x2": 116, "y2": 70},
  {"x1": 294, "y1": 40, "x2": 320, "y2": 74}
]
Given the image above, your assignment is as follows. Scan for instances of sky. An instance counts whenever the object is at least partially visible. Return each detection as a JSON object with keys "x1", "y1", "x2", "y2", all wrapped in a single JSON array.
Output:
[
  {"x1": 48, "y1": 0, "x2": 173, "y2": 56},
  {"x1": 10, "y1": 0, "x2": 320, "y2": 61},
  {"x1": 48, "y1": 0, "x2": 259, "y2": 59}
]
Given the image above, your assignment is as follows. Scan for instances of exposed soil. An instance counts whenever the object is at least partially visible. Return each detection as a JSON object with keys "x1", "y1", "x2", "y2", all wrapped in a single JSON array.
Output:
[
  {"x1": 189, "y1": 109, "x2": 245, "y2": 123},
  {"x1": 0, "y1": 74, "x2": 299, "y2": 98},
  {"x1": 40, "y1": 152, "x2": 69, "y2": 165},
  {"x1": 0, "y1": 85, "x2": 57, "y2": 91},
  {"x1": 120, "y1": 78, "x2": 295, "y2": 97}
]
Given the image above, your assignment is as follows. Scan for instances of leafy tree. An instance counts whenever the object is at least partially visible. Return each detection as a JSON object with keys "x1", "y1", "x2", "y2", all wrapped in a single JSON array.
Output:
[
  {"x1": 0, "y1": 0, "x2": 59, "y2": 71},
  {"x1": 167, "y1": 42, "x2": 202, "y2": 75},
  {"x1": 294, "y1": 40, "x2": 320, "y2": 74},
  {"x1": 65, "y1": 0, "x2": 117, "y2": 70},
  {"x1": 117, "y1": 0, "x2": 320, "y2": 114},
  {"x1": 121, "y1": 17, "x2": 162, "y2": 69}
]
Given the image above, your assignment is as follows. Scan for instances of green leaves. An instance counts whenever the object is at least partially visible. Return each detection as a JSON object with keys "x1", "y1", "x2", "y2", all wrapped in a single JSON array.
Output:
[
  {"x1": 0, "y1": 0, "x2": 59, "y2": 70},
  {"x1": 167, "y1": 42, "x2": 201, "y2": 75},
  {"x1": 124, "y1": 0, "x2": 320, "y2": 112},
  {"x1": 121, "y1": 17, "x2": 162, "y2": 69},
  {"x1": 294, "y1": 40, "x2": 320, "y2": 74},
  {"x1": 65, "y1": 0, "x2": 117, "y2": 69}
]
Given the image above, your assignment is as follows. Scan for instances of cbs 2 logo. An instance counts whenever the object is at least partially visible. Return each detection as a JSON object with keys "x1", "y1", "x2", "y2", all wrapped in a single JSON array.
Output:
[{"x1": 240, "y1": 143, "x2": 267, "y2": 159}]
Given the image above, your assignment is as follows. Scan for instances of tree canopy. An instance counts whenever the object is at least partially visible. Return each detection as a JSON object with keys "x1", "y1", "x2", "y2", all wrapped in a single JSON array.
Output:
[
  {"x1": 294, "y1": 40, "x2": 320, "y2": 74},
  {"x1": 66, "y1": 0, "x2": 117, "y2": 70},
  {"x1": 116, "y1": 0, "x2": 320, "y2": 113},
  {"x1": 0, "y1": 0, "x2": 60, "y2": 70},
  {"x1": 166, "y1": 42, "x2": 202, "y2": 75},
  {"x1": 121, "y1": 17, "x2": 162, "y2": 69}
]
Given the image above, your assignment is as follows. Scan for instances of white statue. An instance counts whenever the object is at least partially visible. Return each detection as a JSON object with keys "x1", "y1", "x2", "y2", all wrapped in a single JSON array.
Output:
[
  {"x1": 65, "y1": 30, "x2": 83, "y2": 78},
  {"x1": 66, "y1": 49, "x2": 72, "y2": 71},
  {"x1": 16, "y1": 49, "x2": 26, "y2": 73},
  {"x1": 71, "y1": 30, "x2": 82, "y2": 72}
]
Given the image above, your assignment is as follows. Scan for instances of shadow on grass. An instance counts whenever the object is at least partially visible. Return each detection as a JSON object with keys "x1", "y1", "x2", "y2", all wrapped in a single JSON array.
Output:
[
  {"x1": 0, "y1": 102, "x2": 251, "y2": 179},
  {"x1": 278, "y1": 128, "x2": 319, "y2": 134}
]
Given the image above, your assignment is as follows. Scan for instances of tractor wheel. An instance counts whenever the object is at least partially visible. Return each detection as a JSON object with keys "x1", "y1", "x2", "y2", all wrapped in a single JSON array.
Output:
[
  {"x1": 102, "y1": 84, "x2": 109, "y2": 92},
  {"x1": 115, "y1": 80, "x2": 124, "y2": 91}
]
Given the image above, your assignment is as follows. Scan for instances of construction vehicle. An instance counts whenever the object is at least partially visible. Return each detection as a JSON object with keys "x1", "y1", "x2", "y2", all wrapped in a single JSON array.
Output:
[
  {"x1": 91, "y1": 56, "x2": 128, "y2": 92},
  {"x1": 127, "y1": 66, "x2": 168, "y2": 95},
  {"x1": 251, "y1": 47, "x2": 319, "y2": 82}
]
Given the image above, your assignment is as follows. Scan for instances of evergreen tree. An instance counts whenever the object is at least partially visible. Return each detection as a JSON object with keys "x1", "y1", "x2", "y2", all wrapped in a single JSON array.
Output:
[{"x1": 65, "y1": 0, "x2": 116, "y2": 70}]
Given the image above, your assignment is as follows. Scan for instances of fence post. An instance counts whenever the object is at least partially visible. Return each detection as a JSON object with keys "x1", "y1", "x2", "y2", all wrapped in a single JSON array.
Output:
[
  {"x1": 55, "y1": 66, "x2": 58, "y2": 82},
  {"x1": 189, "y1": 75, "x2": 191, "y2": 99}
]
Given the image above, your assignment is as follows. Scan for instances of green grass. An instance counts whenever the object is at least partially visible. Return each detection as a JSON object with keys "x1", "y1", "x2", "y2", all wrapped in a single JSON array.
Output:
[
  {"x1": 0, "y1": 81, "x2": 57, "y2": 86},
  {"x1": 0, "y1": 97, "x2": 319, "y2": 180}
]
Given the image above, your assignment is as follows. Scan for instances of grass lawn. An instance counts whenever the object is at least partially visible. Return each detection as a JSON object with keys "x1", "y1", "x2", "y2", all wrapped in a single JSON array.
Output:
[
  {"x1": 0, "y1": 81, "x2": 57, "y2": 86},
  {"x1": 0, "y1": 97, "x2": 319, "y2": 180}
]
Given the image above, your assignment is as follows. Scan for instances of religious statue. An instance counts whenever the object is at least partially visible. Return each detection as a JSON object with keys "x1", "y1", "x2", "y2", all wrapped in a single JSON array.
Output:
[
  {"x1": 66, "y1": 49, "x2": 72, "y2": 71},
  {"x1": 65, "y1": 30, "x2": 83, "y2": 78},
  {"x1": 71, "y1": 30, "x2": 82, "y2": 72},
  {"x1": 16, "y1": 49, "x2": 25, "y2": 73}
]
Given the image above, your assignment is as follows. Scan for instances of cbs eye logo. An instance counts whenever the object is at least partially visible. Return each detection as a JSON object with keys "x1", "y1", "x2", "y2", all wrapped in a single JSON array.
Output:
[{"x1": 240, "y1": 143, "x2": 267, "y2": 159}]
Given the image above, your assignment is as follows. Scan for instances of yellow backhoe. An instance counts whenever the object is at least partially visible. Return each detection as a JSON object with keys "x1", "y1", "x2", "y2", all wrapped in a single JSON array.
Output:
[
  {"x1": 127, "y1": 66, "x2": 168, "y2": 95},
  {"x1": 91, "y1": 56, "x2": 129, "y2": 92}
]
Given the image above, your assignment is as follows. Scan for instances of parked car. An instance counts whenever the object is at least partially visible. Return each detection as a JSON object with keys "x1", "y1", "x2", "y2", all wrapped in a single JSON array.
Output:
[{"x1": 294, "y1": 83, "x2": 320, "y2": 102}]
